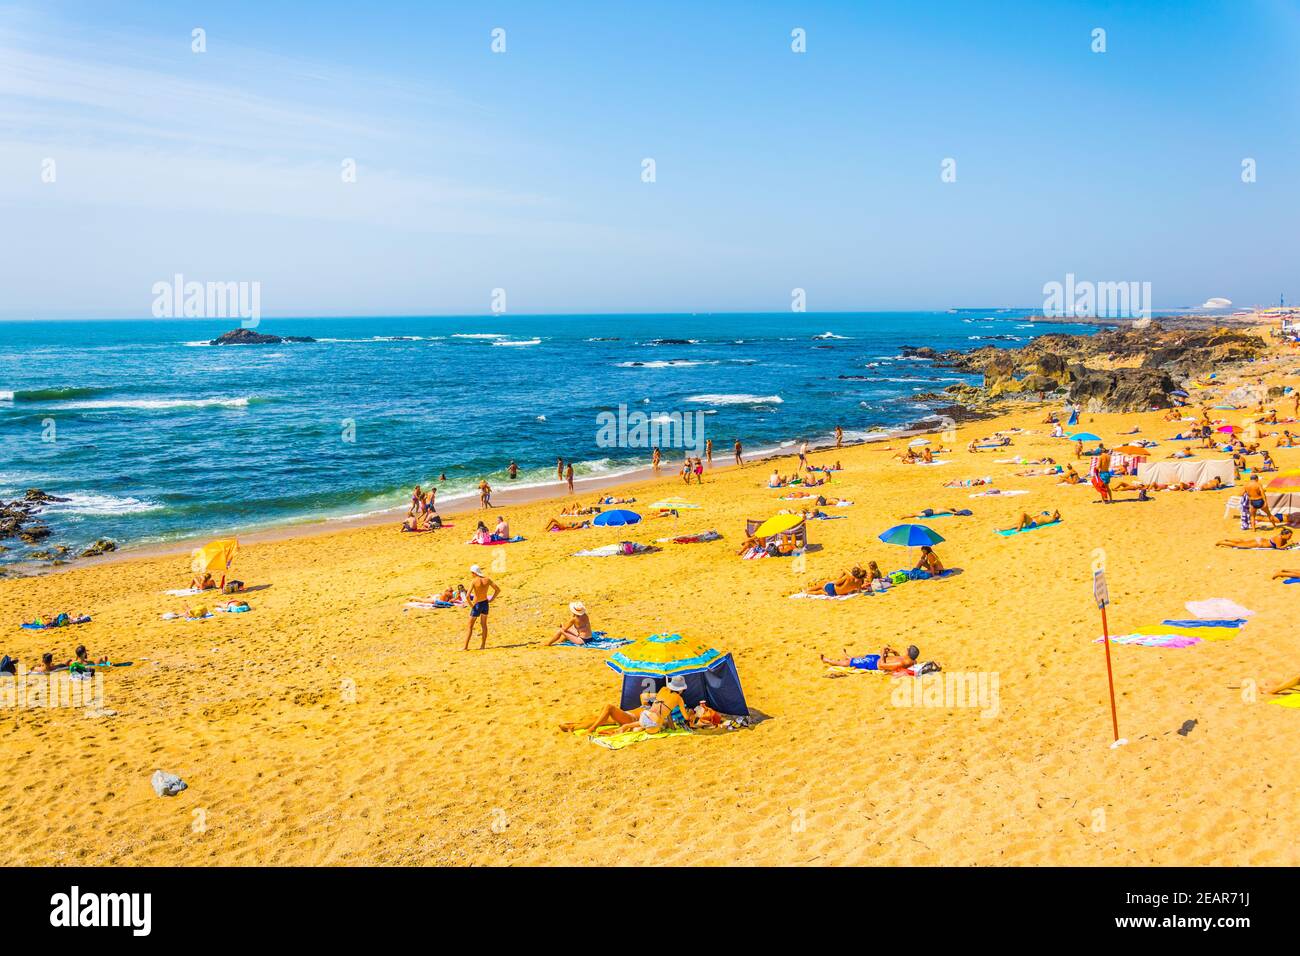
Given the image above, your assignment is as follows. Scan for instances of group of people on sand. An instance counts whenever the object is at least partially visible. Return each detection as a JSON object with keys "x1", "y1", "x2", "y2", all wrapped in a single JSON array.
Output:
[
  {"x1": 803, "y1": 562, "x2": 884, "y2": 596},
  {"x1": 895, "y1": 445, "x2": 941, "y2": 464},
  {"x1": 403, "y1": 484, "x2": 444, "y2": 532},
  {"x1": 6, "y1": 644, "x2": 115, "y2": 676},
  {"x1": 559, "y1": 674, "x2": 722, "y2": 736},
  {"x1": 469, "y1": 516, "x2": 511, "y2": 544}
]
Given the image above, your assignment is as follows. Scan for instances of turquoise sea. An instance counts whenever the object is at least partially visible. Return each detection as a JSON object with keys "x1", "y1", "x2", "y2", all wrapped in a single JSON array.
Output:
[{"x1": 0, "y1": 312, "x2": 1097, "y2": 563}]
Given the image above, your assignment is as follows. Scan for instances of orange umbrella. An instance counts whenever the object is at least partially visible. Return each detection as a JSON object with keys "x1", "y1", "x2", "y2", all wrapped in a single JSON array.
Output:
[{"x1": 1112, "y1": 445, "x2": 1149, "y2": 455}]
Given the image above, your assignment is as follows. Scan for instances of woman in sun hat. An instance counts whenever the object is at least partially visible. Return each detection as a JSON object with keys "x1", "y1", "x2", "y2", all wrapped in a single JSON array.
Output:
[{"x1": 547, "y1": 601, "x2": 594, "y2": 646}]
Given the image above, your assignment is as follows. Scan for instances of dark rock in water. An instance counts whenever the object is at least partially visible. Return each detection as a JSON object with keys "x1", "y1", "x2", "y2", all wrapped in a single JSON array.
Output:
[
  {"x1": 900, "y1": 346, "x2": 940, "y2": 360},
  {"x1": 80, "y1": 538, "x2": 117, "y2": 558},
  {"x1": 645, "y1": 338, "x2": 693, "y2": 346},
  {"x1": 24, "y1": 489, "x2": 70, "y2": 503},
  {"x1": 210, "y1": 328, "x2": 317, "y2": 345},
  {"x1": 18, "y1": 524, "x2": 52, "y2": 543},
  {"x1": 838, "y1": 375, "x2": 871, "y2": 381}
]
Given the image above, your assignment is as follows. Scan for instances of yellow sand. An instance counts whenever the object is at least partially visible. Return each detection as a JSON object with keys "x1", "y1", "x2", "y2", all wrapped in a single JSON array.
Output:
[{"x1": 2, "y1": 347, "x2": 1299, "y2": 866}]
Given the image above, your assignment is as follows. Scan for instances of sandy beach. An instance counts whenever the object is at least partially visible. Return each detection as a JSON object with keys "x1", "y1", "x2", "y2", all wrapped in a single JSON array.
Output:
[{"x1": 0, "y1": 330, "x2": 1295, "y2": 867}]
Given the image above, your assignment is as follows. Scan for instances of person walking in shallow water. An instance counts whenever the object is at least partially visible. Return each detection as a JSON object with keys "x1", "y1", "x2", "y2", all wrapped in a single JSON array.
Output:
[
  {"x1": 479, "y1": 480, "x2": 492, "y2": 508},
  {"x1": 705, "y1": 438, "x2": 713, "y2": 467},
  {"x1": 565, "y1": 462, "x2": 575, "y2": 494},
  {"x1": 652, "y1": 447, "x2": 661, "y2": 474},
  {"x1": 835, "y1": 425, "x2": 843, "y2": 448},
  {"x1": 556, "y1": 458, "x2": 564, "y2": 480},
  {"x1": 734, "y1": 439, "x2": 743, "y2": 467}
]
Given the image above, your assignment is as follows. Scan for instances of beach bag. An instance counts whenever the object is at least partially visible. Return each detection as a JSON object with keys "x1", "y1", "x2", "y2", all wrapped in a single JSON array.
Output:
[
  {"x1": 223, "y1": 580, "x2": 244, "y2": 594},
  {"x1": 620, "y1": 541, "x2": 636, "y2": 555},
  {"x1": 889, "y1": 571, "x2": 908, "y2": 585},
  {"x1": 871, "y1": 578, "x2": 888, "y2": 593},
  {"x1": 916, "y1": 661, "x2": 942, "y2": 675},
  {"x1": 910, "y1": 568, "x2": 932, "y2": 581}
]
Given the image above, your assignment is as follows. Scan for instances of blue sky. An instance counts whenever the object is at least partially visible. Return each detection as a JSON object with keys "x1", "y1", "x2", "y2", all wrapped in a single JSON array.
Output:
[{"x1": 2, "y1": 0, "x2": 1297, "y2": 318}]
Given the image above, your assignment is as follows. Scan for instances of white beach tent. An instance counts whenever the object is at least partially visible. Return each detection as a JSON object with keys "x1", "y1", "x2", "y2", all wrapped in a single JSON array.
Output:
[{"x1": 1136, "y1": 459, "x2": 1234, "y2": 489}]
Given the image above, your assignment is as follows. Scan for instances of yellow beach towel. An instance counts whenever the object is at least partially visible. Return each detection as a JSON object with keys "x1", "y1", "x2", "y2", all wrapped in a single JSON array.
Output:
[
  {"x1": 1270, "y1": 693, "x2": 1300, "y2": 709},
  {"x1": 571, "y1": 725, "x2": 693, "y2": 750},
  {"x1": 1132, "y1": 624, "x2": 1240, "y2": 642}
]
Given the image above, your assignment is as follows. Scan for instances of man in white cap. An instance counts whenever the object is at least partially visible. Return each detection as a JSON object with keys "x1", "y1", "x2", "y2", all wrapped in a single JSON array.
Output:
[
  {"x1": 463, "y1": 564, "x2": 501, "y2": 650},
  {"x1": 546, "y1": 601, "x2": 593, "y2": 646}
]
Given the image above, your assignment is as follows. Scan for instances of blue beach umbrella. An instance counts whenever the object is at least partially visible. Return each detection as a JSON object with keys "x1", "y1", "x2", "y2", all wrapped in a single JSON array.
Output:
[
  {"x1": 593, "y1": 508, "x2": 641, "y2": 526},
  {"x1": 1069, "y1": 432, "x2": 1100, "y2": 442},
  {"x1": 877, "y1": 523, "x2": 945, "y2": 547}
]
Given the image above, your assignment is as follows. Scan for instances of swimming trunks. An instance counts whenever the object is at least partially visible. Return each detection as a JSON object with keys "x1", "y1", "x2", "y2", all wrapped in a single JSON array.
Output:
[
  {"x1": 1249, "y1": 498, "x2": 1265, "y2": 509},
  {"x1": 1098, "y1": 471, "x2": 1112, "y2": 484},
  {"x1": 849, "y1": 654, "x2": 880, "y2": 670},
  {"x1": 470, "y1": 600, "x2": 490, "y2": 617},
  {"x1": 823, "y1": 581, "x2": 837, "y2": 596}
]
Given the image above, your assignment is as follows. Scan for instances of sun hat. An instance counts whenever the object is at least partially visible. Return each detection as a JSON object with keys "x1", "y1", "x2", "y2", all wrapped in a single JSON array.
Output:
[
  {"x1": 570, "y1": 601, "x2": 586, "y2": 615},
  {"x1": 666, "y1": 676, "x2": 687, "y2": 692},
  {"x1": 469, "y1": 564, "x2": 483, "y2": 576}
]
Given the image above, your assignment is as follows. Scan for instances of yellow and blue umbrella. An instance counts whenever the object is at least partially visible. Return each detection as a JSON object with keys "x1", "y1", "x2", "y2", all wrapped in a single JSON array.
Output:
[
  {"x1": 606, "y1": 632, "x2": 726, "y2": 678},
  {"x1": 593, "y1": 509, "x2": 641, "y2": 526},
  {"x1": 878, "y1": 524, "x2": 944, "y2": 547}
]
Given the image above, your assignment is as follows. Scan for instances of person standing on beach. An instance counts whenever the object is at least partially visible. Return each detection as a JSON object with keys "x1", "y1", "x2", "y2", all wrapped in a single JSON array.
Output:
[
  {"x1": 565, "y1": 462, "x2": 575, "y2": 494},
  {"x1": 1094, "y1": 448, "x2": 1113, "y2": 504},
  {"x1": 734, "y1": 439, "x2": 743, "y2": 467},
  {"x1": 556, "y1": 458, "x2": 564, "y2": 480},
  {"x1": 479, "y1": 480, "x2": 492, "y2": 508},
  {"x1": 835, "y1": 425, "x2": 843, "y2": 448},
  {"x1": 693, "y1": 457, "x2": 704, "y2": 484},
  {"x1": 652, "y1": 447, "x2": 661, "y2": 474},
  {"x1": 798, "y1": 441, "x2": 810, "y2": 473},
  {"x1": 463, "y1": 565, "x2": 500, "y2": 650},
  {"x1": 705, "y1": 438, "x2": 713, "y2": 466}
]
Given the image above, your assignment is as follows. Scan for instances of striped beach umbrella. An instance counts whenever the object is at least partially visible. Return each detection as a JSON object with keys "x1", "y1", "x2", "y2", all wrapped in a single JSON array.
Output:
[
  {"x1": 878, "y1": 523, "x2": 945, "y2": 547},
  {"x1": 606, "y1": 632, "x2": 726, "y2": 678}
]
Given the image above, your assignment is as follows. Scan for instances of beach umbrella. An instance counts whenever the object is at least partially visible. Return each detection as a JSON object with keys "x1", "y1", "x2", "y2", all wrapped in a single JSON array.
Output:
[
  {"x1": 1113, "y1": 445, "x2": 1149, "y2": 456},
  {"x1": 752, "y1": 512, "x2": 805, "y2": 538},
  {"x1": 606, "y1": 632, "x2": 748, "y2": 716},
  {"x1": 1267, "y1": 473, "x2": 1300, "y2": 490},
  {"x1": 1217, "y1": 425, "x2": 1238, "y2": 434},
  {"x1": 593, "y1": 509, "x2": 641, "y2": 526},
  {"x1": 191, "y1": 538, "x2": 238, "y2": 588},
  {"x1": 878, "y1": 523, "x2": 945, "y2": 547},
  {"x1": 649, "y1": 497, "x2": 700, "y2": 511},
  {"x1": 1069, "y1": 432, "x2": 1100, "y2": 442}
]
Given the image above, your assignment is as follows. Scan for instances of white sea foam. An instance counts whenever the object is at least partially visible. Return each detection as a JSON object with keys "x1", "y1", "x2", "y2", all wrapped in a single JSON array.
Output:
[
  {"x1": 57, "y1": 397, "x2": 252, "y2": 410},
  {"x1": 451, "y1": 333, "x2": 507, "y2": 339},
  {"x1": 685, "y1": 394, "x2": 784, "y2": 406},
  {"x1": 812, "y1": 332, "x2": 851, "y2": 340},
  {"x1": 492, "y1": 338, "x2": 542, "y2": 347},
  {"x1": 614, "y1": 360, "x2": 715, "y2": 369},
  {"x1": 42, "y1": 492, "x2": 163, "y2": 515}
]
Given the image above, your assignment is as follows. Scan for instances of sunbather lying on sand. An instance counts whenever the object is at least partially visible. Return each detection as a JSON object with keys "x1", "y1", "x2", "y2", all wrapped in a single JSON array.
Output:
[
  {"x1": 594, "y1": 496, "x2": 635, "y2": 506},
  {"x1": 1217, "y1": 528, "x2": 1293, "y2": 549},
  {"x1": 821, "y1": 644, "x2": 919, "y2": 673},
  {"x1": 900, "y1": 507, "x2": 973, "y2": 518},
  {"x1": 547, "y1": 601, "x2": 594, "y2": 645},
  {"x1": 30, "y1": 652, "x2": 66, "y2": 673},
  {"x1": 1265, "y1": 673, "x2": 1300, "y2": 695},
  {"x1": 1005, "y1": 510, "x2": 1061, "y2": 532},
  {"x1": 944, "y1": 477, "x2": 988, "y2": 487},
  {"x1": 804, "y1": 567, "x2": 868, "y2": 596},
  {"x1": 560, "y1": 676, "x2": 692, "y2": 735},
  {"x1": 190, "y1": 572, "x2": 217, "y2": 591},
  {"x1": 545, "y1": 517, "x2": 590, "y2": 531},
  {"x1": 1272, "y1": 569, "x2": 1300, "y2": 580},
  {"x1": 1059, "y1": 465, "x2": 1083, "y2": 484}
]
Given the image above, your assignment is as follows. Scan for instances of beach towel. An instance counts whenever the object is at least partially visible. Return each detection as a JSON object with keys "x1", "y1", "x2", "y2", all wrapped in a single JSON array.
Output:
[
  {"x1": 164, "y1": 588, "x2": 207, "y2": 597},
  {"x1": 1131, "y1": 623, "x2": 1240, "y2": 642},
  {"x1": 574, "y1": 542, "x2": 652, "y2": 557},
  {"x1": 1271, "y1": 694, "x2": 1300, "y2": 709},
  {"x1": 969, "y1": 489, "x2": 1028, "y2": 498},
  {"x1": 654, "y1": 530, "x2": 721, "y2": 544},
  {"x1": 555, "y1": 632, "x2": 632, "y2": 650},
  {"x1": 995, "y1": 519, "x2": 1061, "y2": 536},
  {"x1": 912, "y1": 459, "x2": 950, "y2": 466},
  {"x1": 403, "y1": 600, "x2": 459, "y2": 610},
  {"x1": 21, "y1": 614, "x2": 91, "y2": 630},
  {"x1": 1095, "y1": 634, "x2": 1202, "y2": 648},
  {"x1": 572, "y1": 725, "x2": 693, "y2": 750},
  {"x1": 1282, "y1": 578, "x2": 1300, "y2": 584},
  {"x1": 1161, "y1": 618, "x2": 1248, "y2": 629},
  {"x1": 789, "y1": 590, "x2": 865, "y2": 601},
  {"x1": 1185, "y1": 598, "x2": 1254, "y2": 619},
  {"x1": 163, "y1": 611, "x2": 213, "y2": 621},
  {"x1": 469, "y1": 535, "x2": 524, "y2": 545}
]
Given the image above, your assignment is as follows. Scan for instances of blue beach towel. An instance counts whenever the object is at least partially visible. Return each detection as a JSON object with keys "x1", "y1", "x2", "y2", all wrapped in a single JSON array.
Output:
[
  {"x1": 996, "y1": 519, "x2": 1061, "y2": 537},
  {"x1": 1160, "y1": 619, "x2": 1248, "y2": 628}
]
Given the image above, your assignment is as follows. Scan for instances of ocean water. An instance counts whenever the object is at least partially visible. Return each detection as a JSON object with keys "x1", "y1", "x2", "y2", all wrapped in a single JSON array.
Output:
[{"x1": 0, "y1": 312, "x2": 1096, "y2": 562}]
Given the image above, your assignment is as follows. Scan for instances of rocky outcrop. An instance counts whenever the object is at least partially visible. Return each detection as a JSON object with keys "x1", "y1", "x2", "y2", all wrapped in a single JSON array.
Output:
[
  {"x1": 80, "y1": 538, "x2": 117, "y2": 558},
  {"x1": 926, "y1": 324, "x2": 1265, "y2": 412},
  {"x1": 210, "y1": 328, "x2": 316, "y2": 345}
]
